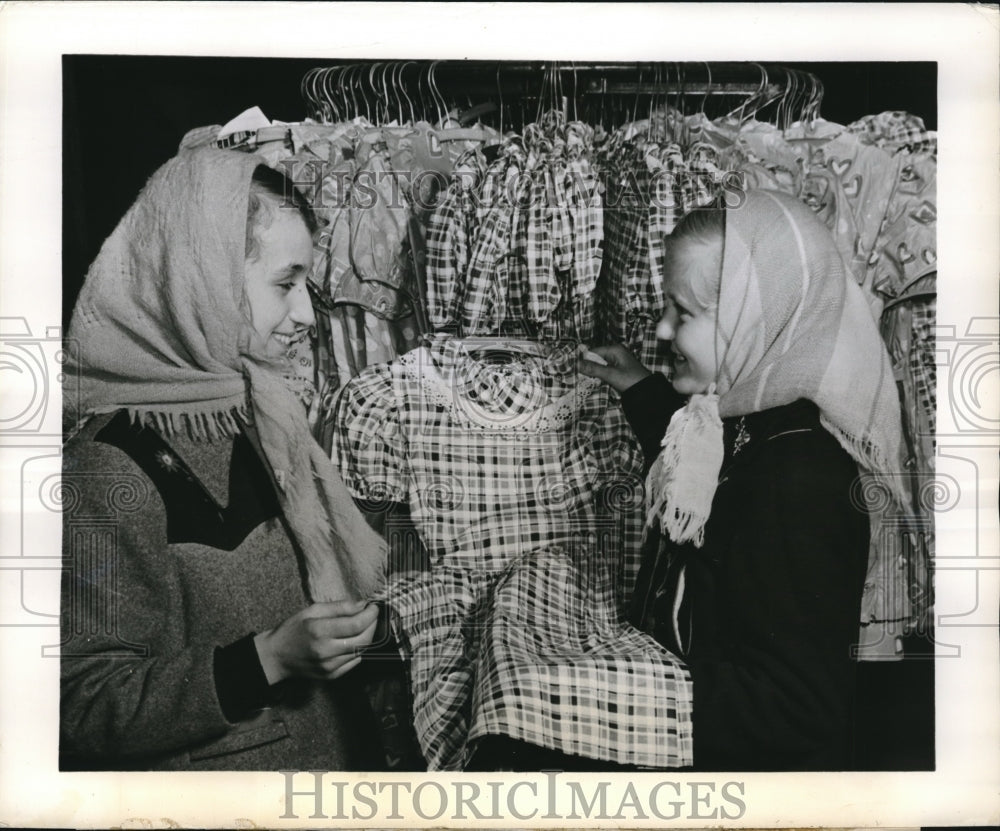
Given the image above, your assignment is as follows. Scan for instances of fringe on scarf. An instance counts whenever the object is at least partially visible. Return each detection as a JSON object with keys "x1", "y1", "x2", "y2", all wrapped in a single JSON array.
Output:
[
  {"x1": 645, "y1": 392, "x2": 725, "y2": 548},
  {"x1": 821, "y1": 416, "x2": 912, "y2": 512},
  {"x1": 126, "y1": 403, "x2": 251, "y2": 442}
]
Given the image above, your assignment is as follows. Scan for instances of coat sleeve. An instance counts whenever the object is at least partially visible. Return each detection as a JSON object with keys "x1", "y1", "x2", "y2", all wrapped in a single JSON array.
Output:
[
  {"x1": 619, "y1": 371, "x2": 685, "y2": 470},
  {"x1": 60, "y1": 434, "x2": 234, "y2": 759},
  {"x1": 686, "y1": 430, "x2": 870, "y2": 770}
]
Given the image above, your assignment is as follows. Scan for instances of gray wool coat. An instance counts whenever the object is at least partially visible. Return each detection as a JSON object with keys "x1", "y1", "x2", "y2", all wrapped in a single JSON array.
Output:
[{"x1": 60, "y1": 411, "x2": 379, "y2": 771}]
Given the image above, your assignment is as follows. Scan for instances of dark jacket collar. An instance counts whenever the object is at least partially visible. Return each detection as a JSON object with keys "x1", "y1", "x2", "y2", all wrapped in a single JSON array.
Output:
[{"x1": 721, "y1": 399, "x2": 822, "y2": 466}]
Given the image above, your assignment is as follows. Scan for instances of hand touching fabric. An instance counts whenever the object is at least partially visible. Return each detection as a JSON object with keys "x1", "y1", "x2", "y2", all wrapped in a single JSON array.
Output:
[
  {"x1": 578, "y1": 344, "x2": 653, "y2": 394},
  {"x1": 254, "y1": 600, "x2": 380, "y2": 682}
]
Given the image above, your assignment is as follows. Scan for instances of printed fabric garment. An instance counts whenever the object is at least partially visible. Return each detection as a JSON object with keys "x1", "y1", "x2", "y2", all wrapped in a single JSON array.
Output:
[
  {"x1": 596, "y1": 139, "x2": 670, "y2": 374},
  {"x1": 424, "y1": 149, "x2": 487, "y2": 328},
  {"x1": 847, "y1": 110, "x2": 937, "y2": 157},
  {"x1": 786, "y1": 126, "x2": 903, "y2": 307},
  {"x1": 561, "y1": 122, "x2": 604, "y2": 339},
  {"x1": 870, "y1": 150, "x2": 937, "y2": 303},
  {"x1": 260, "y1": 124, "x2": 409, "y2": 426},
  {"x1": 644, "y1": 141, "x2": 683, "y2": 310},
  {"x1": 726, "y1": 119, "x2": 802, "y2": 197},
  {"x1": 518, "y1": 118, "x2": 604, "y2": 341},
  {"x1": 870, "y1": 149, "x2": 936, "y2": 621},
  {"x1": 878, "y1": 286, "x2": 936, "y2": 627},
  {"x1": 331, "y1": 337, "x2": 692, "y2": 771},
  {"x1": 425, "y1": 122, "x2": 603, "y2": 340},
  {"x1": 459, "y1": 139, "x2": 531, "y2": 335}
]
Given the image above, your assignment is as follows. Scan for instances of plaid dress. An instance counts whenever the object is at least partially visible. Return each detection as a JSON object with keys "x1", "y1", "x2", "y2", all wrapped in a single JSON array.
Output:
[
  {"x1": 332, "y1": 337, "x2": 693, "y2": 770},
  {"x1": 596, "y1": 139, "x2": 671, "y2": 373},
  {"x1": 460, "y1": 142, "x2": 531, "y2": 335},
  {"x1": 425, "y1": 149, "x2": 487, "y2": 329},
  {"x1": 425, "y1": 126, "x2": 604, "y2": 341},
  {"x1": 563, "y1": 124, "x2": 604, "y2": 339}
]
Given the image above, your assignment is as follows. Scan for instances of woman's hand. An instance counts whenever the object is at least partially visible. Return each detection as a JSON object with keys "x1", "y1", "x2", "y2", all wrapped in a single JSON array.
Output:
[
  {"x1": 578, "y1": 344, "x2": 653, "y2": 394},
  {"x1": 254, "y1": 599, "x2": 380, "y2": 684}
]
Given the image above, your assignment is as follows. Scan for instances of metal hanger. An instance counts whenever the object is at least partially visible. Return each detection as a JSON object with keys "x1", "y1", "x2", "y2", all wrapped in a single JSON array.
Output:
[
  {"x1": 740, "y1": 63, "x2": 782, "y2": 126},
  {"x1": 397, "y1": 61, "x2": 416, "y2": 124},
  {"x1": 367, "y1": 63, "x2": 381, "y2": 125},
  {"x1": 300, "y1": 67, "x2": 320, "y2": 121},
  {"x1": 353, "y1": 64, "x2": 370, "y2": 122},
  {"x1": 331, "y1": 65, "x2": 350, "y2": 121},
  {"x1": 415, "y1": 64, "x2": 429, "y2": 123},
  {"x1": 428, "y1": 61, "x2": 447, "y2": 126},
  {"x1": 570, "y1": 62, "x2": 579, "y2": 123},
  {"x1": 699, "y1": 61, "x2": 712, "y2": 119}
]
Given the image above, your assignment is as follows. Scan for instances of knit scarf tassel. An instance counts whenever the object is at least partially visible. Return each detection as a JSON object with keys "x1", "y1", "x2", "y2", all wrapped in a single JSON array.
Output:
[{"x1": 645, "y1": 392, "x2": 725, "y2": 548}]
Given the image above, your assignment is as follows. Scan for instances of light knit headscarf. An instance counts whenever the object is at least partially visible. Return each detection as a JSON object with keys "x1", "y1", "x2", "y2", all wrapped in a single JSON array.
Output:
[
  {"x1": 648, "y1": 189, "x2": 908, "y2": 551},
  {"x1": 65, "y1": 147, "x2": 386, "y2": 602}
]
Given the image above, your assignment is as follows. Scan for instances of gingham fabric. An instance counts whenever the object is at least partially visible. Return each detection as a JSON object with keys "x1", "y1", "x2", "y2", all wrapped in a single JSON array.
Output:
[
  {"x1": 424, "y1": 190, "x2": 467, "y2": 328},
  {"x1": 905, "y1": 293, "x2": 935, "y2": 620},
  {"x1": 518, "y1": 122, "x2": 604, "y2": 341},
  {"x1": 563, "y1": 125, "x2": 604, "y2": 339},
  {"x1": 596, "y1": 139, "x2": 670, "y2": 374},
  {"x1": 521, "y1": 125, "x2": 564, "y2": 330},
  {"x1": 594, "y1": 127, "x2": 736, "y2": 374},
  {"x1": 460, "y1": 142, "x2": 530, "y2": 335},
  {"x1": 425, "y1": 149, "x2": 487, "y2": 328},
  {"x1": 388, "y1": 548, "x2": 691, "y2": 770},
  {"x1": 848, "y1": 111, "x2": 937, "y2": 157},
  {"x1": 424, "y1": 125, "x2": 603, "y2": 340},
  {"x1": 333, "y1": 337, "x2": 646, "y2": 571},
  {"x1": 331, "y1": 337, "x2": 691, "y2": 770}
]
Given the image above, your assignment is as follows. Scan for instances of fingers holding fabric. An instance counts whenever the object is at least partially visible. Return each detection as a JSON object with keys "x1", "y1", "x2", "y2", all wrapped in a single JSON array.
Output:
[
  {"x1": 254, "y1": 601, "x2": 380, "y2": 683},
  {"x1": 577, "y1": 344, "x2": 653, "y2": 393}
]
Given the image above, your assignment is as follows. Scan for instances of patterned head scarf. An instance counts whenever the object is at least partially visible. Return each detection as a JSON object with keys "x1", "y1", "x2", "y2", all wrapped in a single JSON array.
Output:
[
  {"x1": 648, "y1": 189, "x2": 907, "y2": 547},
  {"x1": 65, "y1": 147, "x2": 385, "y2": 602}
]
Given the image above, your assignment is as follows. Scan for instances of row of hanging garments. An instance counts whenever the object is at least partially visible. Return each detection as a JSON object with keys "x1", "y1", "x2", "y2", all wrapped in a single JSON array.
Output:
[
  {"x1": 424, "y1": 113, "x2": 603, "y2": 340},
  {"x1": 177, "y1": 61, "x2": 936, "y2": 648}
]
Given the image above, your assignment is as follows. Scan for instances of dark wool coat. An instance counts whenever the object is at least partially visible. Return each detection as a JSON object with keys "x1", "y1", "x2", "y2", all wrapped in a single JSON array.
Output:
[
  {"x1": 60, "y1": 411, "x2": 380, "y2": 771},
  {"x1": 622, "y1": 373, "x2": 870, "y2": 771}
]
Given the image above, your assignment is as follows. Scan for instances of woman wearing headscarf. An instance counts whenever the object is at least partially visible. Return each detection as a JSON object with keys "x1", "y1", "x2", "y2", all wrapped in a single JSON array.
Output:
[
  {"x1": 60, "y1": 148, "x2": 387, "y2": 770},
  {"x1": 580, "y1": 189, "x2": 908, "y2": 771}
]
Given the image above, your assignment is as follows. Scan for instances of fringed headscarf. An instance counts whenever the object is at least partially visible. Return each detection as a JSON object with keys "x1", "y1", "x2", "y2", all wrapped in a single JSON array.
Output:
[
  {"x1": 647, "y1": 189, "x2": 909, "y2": 618},
  {"x1": 65, "y1": 147, "x2": 386, "y2": 602}
]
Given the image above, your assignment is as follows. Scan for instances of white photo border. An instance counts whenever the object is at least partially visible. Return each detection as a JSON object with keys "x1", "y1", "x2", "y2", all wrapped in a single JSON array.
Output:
[{"x1": 0, "y1": 2, "x2": 997, "y2": 828}]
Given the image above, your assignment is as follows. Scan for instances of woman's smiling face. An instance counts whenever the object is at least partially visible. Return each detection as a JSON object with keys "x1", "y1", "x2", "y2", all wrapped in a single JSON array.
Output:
[
  {"x1": 656, "y1": 236, "x2": 722, "y2": 395},
  {"x1": 244, "y1": 207, "x2": 316, "y2": 359}
]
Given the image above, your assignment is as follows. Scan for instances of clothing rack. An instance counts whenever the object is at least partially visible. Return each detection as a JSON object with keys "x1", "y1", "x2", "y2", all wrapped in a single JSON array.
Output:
[
  {"x1": 273, "y1": 57, "x2": 935, "y2": 641},
  {"x1": 300, "y1": 61, "x2": 823, "y2": 131}
]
